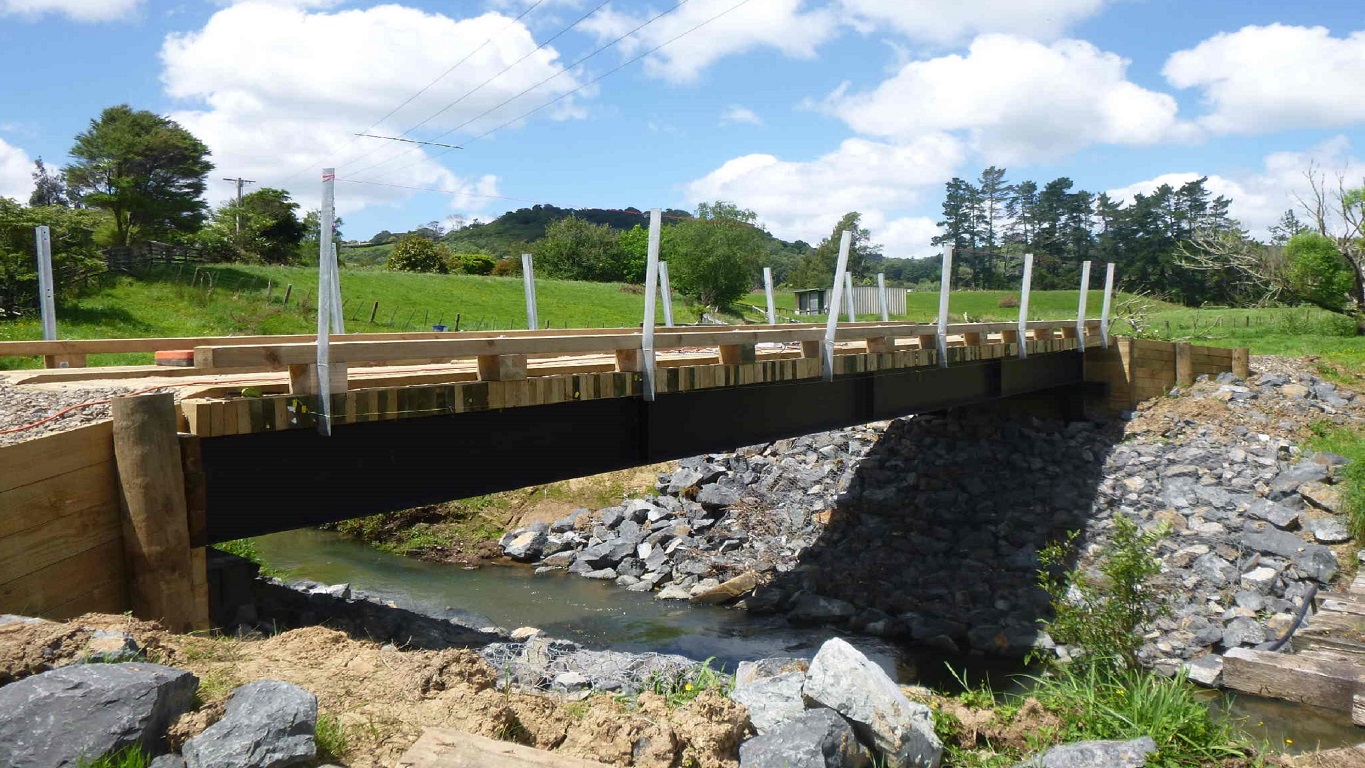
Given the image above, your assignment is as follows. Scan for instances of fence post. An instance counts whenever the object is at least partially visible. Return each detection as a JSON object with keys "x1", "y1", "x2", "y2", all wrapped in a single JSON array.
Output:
[
  {"x1": 1100, "y1": 262, "x2": 1116, "y2": 349},
  {"x1": 35, "y1": 226, "x2": 56, "y2": 341},
  {"x1": 1017, "y1": 253, "x2": 1034, "y2": 360},
  {"x1": 1076, "y1": 260, "x2": 1091, "y2": 353},
  {"x1": 521, "y1": 253, "x2": 539, "y2": 331},
  {"x1": 112, "y1": 393, "x2": 198, "y2": 632},
  {"x1": 877, "y1": 272, "x2": 889, "y2": 322},
  {"x1": 822, "y1": 230, "x2": 853, "y2": 382},
  {"x1": 763, "y1": 267, "x2": 777, "y2": 325},
  {"x1": 936, "y1": 247, "x2": 954, "y2": 368},
  {"x1": 641, "y1": 209, "x2": 662, "y2": 401},
  {"x1": 658, "y1": 261, "x2": 675, "y2": 327}
]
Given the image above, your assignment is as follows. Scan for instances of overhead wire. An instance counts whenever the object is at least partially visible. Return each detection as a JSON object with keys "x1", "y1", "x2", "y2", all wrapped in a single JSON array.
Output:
[{"x1": 350, "y1": 0, "x2": 754, "y2": 186}]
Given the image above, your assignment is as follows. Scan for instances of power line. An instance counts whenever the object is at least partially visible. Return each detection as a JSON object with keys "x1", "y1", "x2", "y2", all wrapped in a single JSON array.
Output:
[
  {"x1": 353, "y1": 0, "x2": 752, "y2": 185},
  {"x1": 355, "y1": 134, "x2": 464, "y2": 149},
  {"x1": 277, "y1": 0, "x2": 548, "y2": 187},
  {"x1": 342, "y1": 0, "x2": 618, "y2": 180}
]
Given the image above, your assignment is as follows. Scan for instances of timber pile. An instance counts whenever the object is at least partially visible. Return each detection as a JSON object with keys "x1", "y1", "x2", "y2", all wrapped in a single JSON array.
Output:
[{"x1": 1224, "y1": 573, "x2": 1365, "y2": 724}]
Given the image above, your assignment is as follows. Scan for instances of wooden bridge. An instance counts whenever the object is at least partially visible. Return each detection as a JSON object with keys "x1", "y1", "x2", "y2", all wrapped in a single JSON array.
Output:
[{"x1": 0, "y1": 321, "x2": 1246, "y2": 633}]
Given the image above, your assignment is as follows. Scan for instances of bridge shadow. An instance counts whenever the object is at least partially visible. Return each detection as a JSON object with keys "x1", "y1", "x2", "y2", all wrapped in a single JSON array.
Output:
[{"x1": 752, "y1": 398, "x2": 1123, "y2": 658}]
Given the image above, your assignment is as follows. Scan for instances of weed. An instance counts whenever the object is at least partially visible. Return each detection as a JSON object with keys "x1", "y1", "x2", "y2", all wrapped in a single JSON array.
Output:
[
  {"x1": 562, "y1": 700, "x2": 591, "y2": 721},
  {"x1": 621, "y1": 659, "x2": 733, "y2": 710},
  {"x1": 1035, "y1": 516, "x2": 1169, "y2": 671},
  {"x1": 315, "y1": 713, "x2": 350, "y2": 761},
  {"x1": 194, "y1": 666, "x2": 243, "y2": 705},
  {"x1": 944, "y1": 663, "x2": 996, "y2": 709},
  {"x1": 75, "y1": 746, "x2": 149, "y2": 768}
]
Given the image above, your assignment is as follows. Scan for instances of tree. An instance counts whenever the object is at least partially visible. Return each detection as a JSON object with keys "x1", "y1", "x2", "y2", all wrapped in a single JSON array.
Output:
[
  {"x1": 301, "y1": 210, "x2": 345, "y2": 262},
  {"x1": 448, "y1": 252, "x2": 496, "y2": 275},
  {"x1": 29, "y1": 159, "x2": 67, "y2": 207},
  {"x1": 618, "y1": 224, "x2": 649, "y2": 284},
  {"x1": 209, "y1": 188, "x2": 306, "y2": 263},
  {"x1": 1286, "y1": 232, "x2": 1354, "y2": 311},
  {"x1": 1297, "y1": 164, "x2": 1365, "y2": 312},
  {"x1": 63, "y1": 105, "x2": 212, "y2": 246},
  {"x1": 792, "y1": 212, "x2": 882, "y2": 287},
  {"x1": 534, "y1": 216, "x2": 628, "y2": 282},
  {"x1": 663, "y1": 201, "x2": 765, "y2": 308},
  {"x1": 0, "y1": 200, "x2": 106, "y2": 316},
  {"x1": 386, "y1": 235, "x2": 450, "y2": 273},
  {"x1": 1268, "y1": 209, "x2": 1309, "y2": 246}
]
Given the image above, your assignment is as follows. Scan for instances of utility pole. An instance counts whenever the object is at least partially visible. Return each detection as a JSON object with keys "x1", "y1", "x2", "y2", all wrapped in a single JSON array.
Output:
[{"x1": 222, "y1": 177, "x2": 256, "y2": 237}]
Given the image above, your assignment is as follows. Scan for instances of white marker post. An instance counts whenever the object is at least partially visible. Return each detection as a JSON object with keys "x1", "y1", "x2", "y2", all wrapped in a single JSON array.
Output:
[
  {"x1": 316, "y1": 168, "x2": 336, "y2": 436},
  {"x1": 1017, "y1": 253, "x2": 1035, "y2": 360},
  {"x1": 936, "y1": 247, "x2": 954, "y2": 368},
  {"x1": 641, "y1": 208, "x2": 662, "y2": 401},
  {"x1": 844, "y1": 272, "x2": 856, "y2": 323},
  {"x1": 876, "y1": 272, "x2": 889, "y2": 322},
  {"x1": 521, "y1": 253, "x2": 539, "y2": 330},
  {"x1": 822, "y1": 230, "x2": 853, "y2": 382},
  {"x1": 330, "y1": 242, "x2": 345, "y2": 335},
  {"x1": 34, "y1": 226, "x2": 56, "y2": 341},
  {"x1": 1100, "y1": 262, "x2": 1116, "y2": 348},
  {"x1": 658, "y1": 261, "x2": 675, "y2": 327},
  {"x1": 762, "y1": 267, "x2": 776, "y2": 325},
  {"x1": 1076, "y1": 260, "x2": 1091, "y2": 353}
]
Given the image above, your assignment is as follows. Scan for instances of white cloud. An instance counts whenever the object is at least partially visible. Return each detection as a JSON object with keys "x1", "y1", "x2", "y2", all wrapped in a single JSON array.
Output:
[
  {"x1": 0, "y1": 138, "x2": 32, "y2": 202},
  {"x1": 839, "y1": 0, "x2": 1106, "y2": 44},
  {"x1": 1107, "y1": 136, "x2": 1365, "y2": 239},
  {"x1": 161, "y1": 2, "x2": 586, "y2": 216},
  {"x1": 825, "y1": 34, "x2": 1187, "y2": 164},
  {"x1": 720, "y1": 106, "x2": 763, "y2": 127},
  {"x1": 0, "y1": 0, "x2": 140, "y2": 21},
  {"x1": 685, "y1": 133, "x2": 965, "y2": 257},
  {"x1": 1164, "y1": 24, "x2": 1365, "y2": 135},
  {"x1": 580, "y1": 0, "x2": 836, "y2": 83}
]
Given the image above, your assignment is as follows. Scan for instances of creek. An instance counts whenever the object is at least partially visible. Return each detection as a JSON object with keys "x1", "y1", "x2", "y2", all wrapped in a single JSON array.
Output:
[{"x1": 254, "y1": 528, "x2": 1360, "y2": 754}]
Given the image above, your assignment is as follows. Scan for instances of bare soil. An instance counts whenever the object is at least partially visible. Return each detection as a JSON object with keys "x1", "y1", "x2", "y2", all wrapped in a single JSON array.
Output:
[{"x1": 0, "y1": 615, "x2": 749, "y2": 768}]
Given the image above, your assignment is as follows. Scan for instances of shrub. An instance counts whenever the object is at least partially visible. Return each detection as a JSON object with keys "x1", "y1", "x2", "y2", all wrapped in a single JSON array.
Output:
[
  {"x1": 491, "y1": 258, "x2": 520, "y2": 277},
  {"x1": 448, "y1": 252, "x2": 496, "y2": 275},
  {"x1": 998, "y1": 294, "x2": 1019, "y2": 308},
  {"x1": 1036, "y1": 515, "x2": 1168, "y2": 671},
  {"x1": 386, "y1": 235, "x2": 449, "y2": 273},
  {"x1": 1285, "y1": 232, "x2": 1354, "y2": 311}
]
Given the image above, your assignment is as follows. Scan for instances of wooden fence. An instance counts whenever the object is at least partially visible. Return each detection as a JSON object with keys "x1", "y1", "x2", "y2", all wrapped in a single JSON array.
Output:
[{"x1": 1085, "y1": 338, "x2": 1249, "y2": 411}]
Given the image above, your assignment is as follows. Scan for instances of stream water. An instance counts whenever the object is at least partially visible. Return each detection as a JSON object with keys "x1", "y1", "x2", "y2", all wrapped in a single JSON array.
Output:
[{"x1": 254, "y1": 528, "x2": 1361, "y2": 754}]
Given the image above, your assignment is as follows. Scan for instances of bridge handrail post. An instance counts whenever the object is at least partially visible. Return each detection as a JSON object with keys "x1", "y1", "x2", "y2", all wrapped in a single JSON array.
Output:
[
  {"x1": 1017, "y1": 252, "x2": 1034, "y2": 360},
  {"x1": 763, "y1": 267, "x2": 777, "y2": 325},
  {"x1": 35, "y1": 226, "x2": 57, "y2": 343},
  {"x1": 877, "y1": 272, "x2": 890, "y2": 322},
  {"x1": 1077, "y1": 260, "x2": 1091, "y2": 353},
  {"x1": 641, "y1": 209, "x2": 662, "y2": 400},
  {"x1": 936, "y1": 247, "x2": 953, "y2": 368},
  {"x1": 1100, "y1": 262, "x2": 1116, "y2": 348},
  {"x1": 844, "y1": 272, "x2": 856, "y2": 323},
  {"x1": 521, "y1": 253, "x2": 539, "y2": 330},
  {"x1": 822, "y1": 230, "x2": 853, "y2": 382},
  {"x1": 659, "y1": 261, "x2": 675, "y2": 328},
  {"x1": 316, "y1": 168, "x2": 337, "y2": 436}
]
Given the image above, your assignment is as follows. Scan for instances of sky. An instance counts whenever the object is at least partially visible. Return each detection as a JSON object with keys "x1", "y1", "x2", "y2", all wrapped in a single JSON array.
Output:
[{"x1": 0, "y1": 0, "x2": 1363, "y2": 258}]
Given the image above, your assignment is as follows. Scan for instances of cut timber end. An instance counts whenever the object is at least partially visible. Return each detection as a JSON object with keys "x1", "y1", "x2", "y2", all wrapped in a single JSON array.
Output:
[
  {"x1": 800, "y1": 340, "x2": 822, "y2": 359},
  {"x1": 43, "y1": 354, "x2": 87, "y2": 369},
  {"x1": 397, "y1": 728, "x2": 614, "y2": 768},
  {"x1": 959, "y1": 332, "x2": 982, "y2": 347},
  {"x1": 477, "y1": 354, "x2": 528, "y2": 382},
  {"x1": 865, "y1": 336, "x2": 892, "y2": 354},
  {"x1": 614, "y1": 348, "x2": 643, "y2": 373},
  {"x1": 915, "y1": 334, "x2": 937, "y2": 351},
  {"x1": 718, "y1": 343, "x2": 756, "y2": 365},
  {"x1": 288, "y1": 363, "x2": 349, "y2": 395}
]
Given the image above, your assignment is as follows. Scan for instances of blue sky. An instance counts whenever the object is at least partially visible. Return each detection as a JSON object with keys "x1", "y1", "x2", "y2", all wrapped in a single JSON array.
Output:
[{"x1": 1, "y1": 0, "x2": 1362, "y2": 257}]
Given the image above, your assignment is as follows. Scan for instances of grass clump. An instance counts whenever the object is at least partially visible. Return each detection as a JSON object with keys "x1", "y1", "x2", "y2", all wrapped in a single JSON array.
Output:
[
  {"x1": 76, "y1": 746, "x2": 150, "y2": 768},
  {"x1": 212, "y1": 538, "x2": 284, "y2": 578},
  {"x1": 1307, "y1": 424, "x2": 1365, "y2": 540},
  {"x1": 315, "y1": 713, "x2": 350, "y2": 761}
]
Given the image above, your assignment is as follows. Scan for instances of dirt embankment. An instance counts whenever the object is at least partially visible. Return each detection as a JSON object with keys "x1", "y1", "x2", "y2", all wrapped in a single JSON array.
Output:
[{"x1": 0, "y1": 613, "x2": 748, "y2": 767}]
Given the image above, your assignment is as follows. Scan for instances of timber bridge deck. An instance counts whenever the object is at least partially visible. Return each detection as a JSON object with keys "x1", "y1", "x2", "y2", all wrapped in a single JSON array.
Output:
[{"x1": 0, "y1": 322, "x2": 1245, "y2": 635}]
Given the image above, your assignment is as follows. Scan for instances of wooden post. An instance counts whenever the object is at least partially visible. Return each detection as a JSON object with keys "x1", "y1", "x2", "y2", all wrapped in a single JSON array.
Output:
[
  {"x1": 1232, "y1": 347, "x2": 1250, "y2": 380},
  {"x1": 112, "y1": 393, "x2": 198, "y2": 632},
  {"x1": 960, "y1": 332, "x2": 982, "y2": 347},
  {"x1": 177, "y1": 434, "x2": 211, "y2": 631},
  {"x1": 719, "y1": 343, "x2": 756, "y2": 365},
  {"x1": 283, "y1": 284, "x2": 293, "y2": 305},
  {"x1": 1175, "y1": 342, "x2": 1193, "y2": 386}
]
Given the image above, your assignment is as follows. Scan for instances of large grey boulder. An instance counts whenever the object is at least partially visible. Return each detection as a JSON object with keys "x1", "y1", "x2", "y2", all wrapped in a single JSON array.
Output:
[
  {"x1": 803, "y1": 638, "x2": 941, "y2": 768},
  {"x1": 738, "y1": 708, "x2": 870, "y2": 768},
  {"x1": 502, "y1": 528, "x2": 547, "y2": 561},
  {"x1": 1014, "y1": 736, "x2": 1157, "y2": 768},
  {"x1": 183, "y1": 680, "x2": 317, "y2": 768},
  {"x1": 1242, "y1": 530, "x2": 1338, "y2": 583},
  {"x1": 731, "y1": 658, "x2": 809, "y2": 734},
  {"x1": 0, "y1": 663, "x2": 197, "y2": 768}
]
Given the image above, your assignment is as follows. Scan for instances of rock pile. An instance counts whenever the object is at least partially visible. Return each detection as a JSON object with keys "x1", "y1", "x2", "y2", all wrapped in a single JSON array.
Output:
[{"x1": 505, "y1": 366, "x2": 1361, "y2": 679}]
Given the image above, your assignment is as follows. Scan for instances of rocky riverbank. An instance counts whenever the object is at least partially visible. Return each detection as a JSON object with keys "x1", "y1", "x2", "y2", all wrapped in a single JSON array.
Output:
[{"x1": 501, "y1": 358, "x2": 1363, "y2": 682}]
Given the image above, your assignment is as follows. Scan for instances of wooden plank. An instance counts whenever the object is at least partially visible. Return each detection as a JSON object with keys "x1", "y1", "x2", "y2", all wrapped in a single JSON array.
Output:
[
  {"x1": 0, "y1": 496, "x2": 121, "y2": 585},
  {"x1": 0, "y1": 539, "x2": 126, "y2": 618},
  {"x1": 396, "y1": 728, "x2": 615, "y2": 768},
  {"x1": 44, "y1": 578, "x2": 128, "y2": 620},
  {"x1": 0, "y1": 421, "x2": 113, "y2": 494},
  {"x1": 1223, "y1": 647, "x2": 1364, "y2": 711},
  {"x1": 0, "y1": 460, "x2": 117, "y2": 540}
]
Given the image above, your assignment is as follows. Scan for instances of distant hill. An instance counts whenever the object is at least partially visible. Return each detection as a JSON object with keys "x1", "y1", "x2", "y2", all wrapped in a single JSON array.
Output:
[{"x1": 352, "y1": 205, "x2": 814, "y2": 275}]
